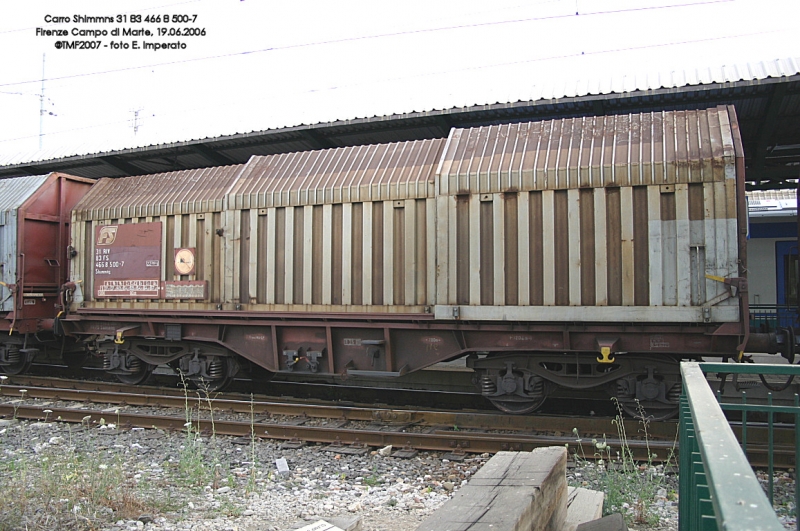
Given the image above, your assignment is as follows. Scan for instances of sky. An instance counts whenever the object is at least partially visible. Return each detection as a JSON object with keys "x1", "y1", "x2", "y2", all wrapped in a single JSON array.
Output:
[{"x1": 0, "y1": 0, "x2": 798, "y2": 165}]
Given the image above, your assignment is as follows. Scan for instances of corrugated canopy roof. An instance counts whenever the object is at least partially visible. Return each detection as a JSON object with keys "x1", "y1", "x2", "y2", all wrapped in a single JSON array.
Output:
[
  {"x1": 228, "y1": 139, "x2": 445, "y2": 208},
  {"x1": 438, "y1": 106, "x2": 738, "y2": 195},
  {"x1": 73, "y1": 165, "x2": 245, "y2": 220}
]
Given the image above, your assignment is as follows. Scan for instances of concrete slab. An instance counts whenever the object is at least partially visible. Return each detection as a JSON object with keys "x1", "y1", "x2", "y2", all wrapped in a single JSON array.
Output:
[
  {"x1": 415, "y1": 447, "x2": 567, "y2": 531},
  {"x1": 563, "y1": 487, "x2": 605, "y2": 531},
  {"x1": 576, "y1": 513, "x2": 628, "y2": 531},
  {"x1": 294, "y1": 521, "x2": 343, "y2": 531},
  {"x1": 288, "y1": 516, "x2": 361, "y2": 531}
]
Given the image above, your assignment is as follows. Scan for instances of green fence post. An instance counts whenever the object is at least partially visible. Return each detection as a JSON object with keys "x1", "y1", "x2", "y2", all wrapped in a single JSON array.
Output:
[
  {"x1": 768, "y1": 392, "x2": 774, "y2": 504},
  {"x1": 679, "y1": 394, "x2": 691, "y2": 531},
  {"x1": 795, "y1": 393, "x2": 799, "y2": 531},
  {"x1": 741, "y1": 391, "x2": 747, "y2": 456}
]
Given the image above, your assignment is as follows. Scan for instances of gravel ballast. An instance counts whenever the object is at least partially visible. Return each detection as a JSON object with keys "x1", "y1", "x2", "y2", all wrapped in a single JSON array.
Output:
[
  {"x1": 0, "y1": 413, "x2": 794, "y2": 531},
  {"x1": 0, "y1": 416, "x2": 484, "y2": 531}
]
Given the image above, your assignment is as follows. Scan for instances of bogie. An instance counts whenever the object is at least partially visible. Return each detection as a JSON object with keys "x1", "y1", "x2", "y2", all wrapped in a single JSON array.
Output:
[{"x1": 470, "y1": 352, "x2": 682, "y2": 417}]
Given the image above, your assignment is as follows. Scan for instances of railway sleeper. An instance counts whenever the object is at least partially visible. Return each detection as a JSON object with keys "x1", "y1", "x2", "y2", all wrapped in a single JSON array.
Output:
[{"x1": 468, "y1": 352, "x2": 683, "y2": 420}]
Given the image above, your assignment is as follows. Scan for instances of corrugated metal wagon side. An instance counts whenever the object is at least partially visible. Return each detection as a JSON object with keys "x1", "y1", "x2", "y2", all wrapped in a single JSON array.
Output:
[
  {"x1": 61, "y1": 107, "x2": 769, "y2": 418},
  {"x1": 0, "y1": 172, "x2": 94, "y2": 374},
  {"x1": 434, "y1": 107, "x2": 739, "y2": 322},
  {"x1": 66, "y1": 165, "x2": 245, "y2": 385},
  {"x1": 431, "y1": 105, "x2": 751, "y2": 416},
  {"x1": 225, "y1": 139, "x2": 443, "y2": 312},
  {"x1": 70, "y1": 165, "x2": 244, "y2": 309}
]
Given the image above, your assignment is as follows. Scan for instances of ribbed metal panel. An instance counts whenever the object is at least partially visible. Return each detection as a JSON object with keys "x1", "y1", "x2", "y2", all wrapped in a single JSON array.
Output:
[
  {"x1": 438, "y1": 107, "x2": 734, "y2": 195},
  {"x1": 0, "y1": 175, "x2": 48, "y2": 220},
  {"x1": 221, "y1": 198, "x2": 436, "y2": 311},
  {"x1": 71, "y1": 166, "x2": 244, "y2": 304},
  {"x1": 434, "y1": 107, "x2": 742, "y2": 322},
  {"x1": 225, "y1": 139, "x2": 445, "y2": 310},
  {"x1": 72, "y1": 165, "x2": 245, "y2": 221},
  {"x1": 0, "y1": 175, "x2": 49, "y2": 311},
  {"x1": 228, "y1": 139, "x2": 446, "y2": 208},
  {"x1": 73, "y1": 109, "x2": 744, "y2": 324}
]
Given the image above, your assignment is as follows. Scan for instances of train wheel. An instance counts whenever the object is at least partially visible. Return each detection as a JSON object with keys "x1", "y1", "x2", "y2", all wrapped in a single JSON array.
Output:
[
  {"x1": 489, "y1": 396, "x2": 546, "y2": 415},
  {"x1": 0, "y1": 357, "x2": 32, "y2": 375},
  {"x1": 114, "y1": 357, "x2": 154, "y2": 385},
  {"x1": 176, "y1": 355, "x2": 238, "y2": 393},
  {"x1": 479, "y1": 363, "x2": 547, "y2": 415},
  {"x1": 615, "y1": 365, "x2": 681, "y2": 422},
  {"x1": 103, "y1": 348, "x2": 154, "y2": 385},
  {"x1": 0, "y1": 347, "x2": 32, "y2": 375},
  {"x1": 114, "y1": 362, "x2": 154, "y2": 385},
  {"x1": 190, "y1": 374, "x2": 232, "y2": 393}
]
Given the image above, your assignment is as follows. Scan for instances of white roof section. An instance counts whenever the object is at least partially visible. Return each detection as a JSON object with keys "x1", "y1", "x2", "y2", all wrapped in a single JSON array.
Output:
[
  {"x1": 0, "y1": 175, "x2": 48, "y2": 215},
  {"x1": 747, "y1": 188, "x2": 797, "y2": 218}
]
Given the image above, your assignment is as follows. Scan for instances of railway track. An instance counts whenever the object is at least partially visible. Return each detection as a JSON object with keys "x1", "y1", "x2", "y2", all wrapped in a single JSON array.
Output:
[{"x1": 0, "y1": 375, "x2": 793, "y2": 468}]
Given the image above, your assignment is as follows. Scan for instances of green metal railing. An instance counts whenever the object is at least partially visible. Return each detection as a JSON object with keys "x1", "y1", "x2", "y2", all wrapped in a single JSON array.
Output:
[{"x1": 679, "y1": 362, "x2": 800, "y2": 531}]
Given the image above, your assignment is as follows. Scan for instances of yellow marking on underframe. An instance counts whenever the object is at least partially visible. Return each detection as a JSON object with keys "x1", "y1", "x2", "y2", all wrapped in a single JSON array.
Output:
[{"x1": 597, "y1": 347, "x2": 615, "y2": 363}]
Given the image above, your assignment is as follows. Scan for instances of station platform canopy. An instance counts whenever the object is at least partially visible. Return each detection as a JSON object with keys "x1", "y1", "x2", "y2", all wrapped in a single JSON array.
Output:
[{"x1": 1, "y1": 58, "x2": 799, "y2": 191}]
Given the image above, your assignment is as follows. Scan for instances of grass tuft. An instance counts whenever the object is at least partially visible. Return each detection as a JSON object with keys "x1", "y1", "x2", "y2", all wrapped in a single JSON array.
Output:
[{"x1": 568, "y1": 398, "x2": 677, "y2": 526}]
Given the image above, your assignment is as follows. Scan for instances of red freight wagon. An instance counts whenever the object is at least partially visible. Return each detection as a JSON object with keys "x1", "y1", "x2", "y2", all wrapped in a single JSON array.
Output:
[{"x1": 0, "y1": 173, "x2": 94, "y2": 374}]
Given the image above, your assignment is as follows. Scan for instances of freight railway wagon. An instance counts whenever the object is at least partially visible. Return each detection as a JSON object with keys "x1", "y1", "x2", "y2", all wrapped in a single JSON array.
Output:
[
  {"x1": 21, "y1": 105, "x2": 786, "y2": 419},
  {"x1": 0, "y1": 173, "x2": 95, "y2": 373}
]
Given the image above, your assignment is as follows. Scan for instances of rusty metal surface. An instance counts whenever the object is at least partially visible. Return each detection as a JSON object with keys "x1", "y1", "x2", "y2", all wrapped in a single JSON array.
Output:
[
  {"x1": 64, "y1": 108, "x2": 749, "y2": 381},
  {"x1": 434, "y1": 107, "x2": 743, "y2": 322},
  {"x1": 0, "y1": 381, "x2": 678, "y2": 457},
  {"x1": 0, "y1": 173, "x2": 94, "y2": 327},
  {"x1": 63, "y1": 307, "x2": 747, "y2": 374},
  {"x1": 68, "y1": 109, "x2": 743, "y2": 326},
  {"x1": 0, "y1": 382, "x2": 793, "y2": 466},
  {"x1": 229, "y1": 139, "x2": 445, "y2": 208},
  {"x1": 0, "y1": 377, "x2": 675, "y2": 438},
  {"x1": 93, "y1": 222, "x2": 162, "y2": 298},
  {"x1": 72, "y1": 164, "x2": 245, "y2": 221},
  {"x1": 438, "y1": 107, "x2": 736, "y2": 194},
  {"x1": 0, "y1": 402, "x2": 580, "y2": 455}
]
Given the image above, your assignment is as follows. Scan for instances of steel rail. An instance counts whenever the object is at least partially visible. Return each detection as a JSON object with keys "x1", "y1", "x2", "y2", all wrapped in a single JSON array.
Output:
[
  {"x1": 0, "y1": 377, "x2": 680, "y2": 438},
  {"x1": 4, "y1": 376, "x2": 794, "y2": 447},
  {"x1": 0, "y1": 402, "x2": 672, "y2": 457},
  {"x1": 0, "y1": 402, "x2": 791, "y2": 465},
  {"x1": 0, "y1": 381, "x2": 794, "y2": 466}
]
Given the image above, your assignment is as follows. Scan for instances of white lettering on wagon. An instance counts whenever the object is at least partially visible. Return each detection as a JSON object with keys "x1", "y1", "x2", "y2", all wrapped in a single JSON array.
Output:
[
  {"x1": 422, "y1": 336, "x2": 442, "y2": 351},
  {"x1": 96, "y1": 279, "x2": 160, "y2": 298},
  {"x1": 649, "y1": 335, "x2": 670, "y2": 349}
]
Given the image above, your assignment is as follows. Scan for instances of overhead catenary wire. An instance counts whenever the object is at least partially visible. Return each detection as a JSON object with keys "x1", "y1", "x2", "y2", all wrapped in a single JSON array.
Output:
[{"x1": 0, "y1": 26, "x2": 784, "y2": 146}]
